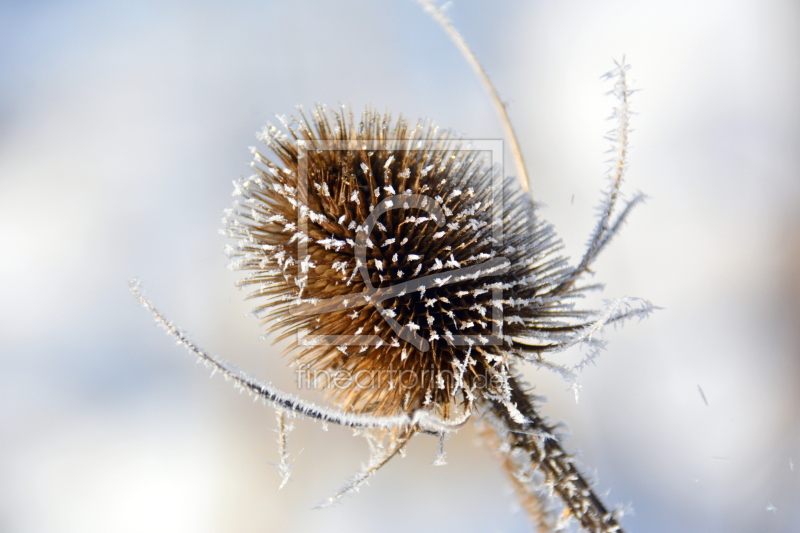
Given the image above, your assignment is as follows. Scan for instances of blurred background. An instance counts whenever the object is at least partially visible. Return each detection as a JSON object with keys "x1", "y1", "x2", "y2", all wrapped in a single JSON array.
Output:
[{"x1": 1, "y1": 0, "x2": 799, "y2": 531}]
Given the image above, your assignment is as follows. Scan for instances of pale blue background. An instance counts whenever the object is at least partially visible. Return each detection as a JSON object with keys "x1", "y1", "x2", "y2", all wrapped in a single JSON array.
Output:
[{"x1": 1, "y1": 0, "x2": 799, "y2": 531}]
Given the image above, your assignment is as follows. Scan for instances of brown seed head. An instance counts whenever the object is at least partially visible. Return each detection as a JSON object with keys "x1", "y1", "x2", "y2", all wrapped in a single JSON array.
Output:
[{"x1": 223, "y1": 105, "x2": 583, "y2": 417}]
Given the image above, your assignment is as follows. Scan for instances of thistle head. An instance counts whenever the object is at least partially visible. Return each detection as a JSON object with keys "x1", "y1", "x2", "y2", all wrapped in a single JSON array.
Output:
[{"x1": 222, "y1": 105, "x2": 597, "y2": 417}]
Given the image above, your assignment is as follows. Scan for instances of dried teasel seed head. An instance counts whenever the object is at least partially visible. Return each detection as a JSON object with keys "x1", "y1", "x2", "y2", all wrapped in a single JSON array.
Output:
[
  {"x1": 132, "y1": 31, "x2": 649, "y2": 528},
  {"x1": 129, "y1": 0, "x2": 648, "y2": 524},
  {"x1": 222, "y1": 105, "x2": 596, "y2": 418}
]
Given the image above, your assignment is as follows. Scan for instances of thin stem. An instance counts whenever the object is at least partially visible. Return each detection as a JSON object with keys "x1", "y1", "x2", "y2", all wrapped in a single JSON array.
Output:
[
  {"x1": 416, "y1": 0, "x2": 530, "y2": 194},
  {"x1": 274, "y1": 410, "x2": 293, "y2": 490},
  {"x1": 477, "y1": 420, "x2": 552, "y2": 533},
  {"x1": 316, "y1": 428, "x2": 415, "y2": 508}
]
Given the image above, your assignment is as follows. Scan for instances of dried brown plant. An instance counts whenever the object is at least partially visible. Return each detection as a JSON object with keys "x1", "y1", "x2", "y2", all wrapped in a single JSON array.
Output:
[{"x1": 132, "y1": 2, "x2": 653, "y2": 531}]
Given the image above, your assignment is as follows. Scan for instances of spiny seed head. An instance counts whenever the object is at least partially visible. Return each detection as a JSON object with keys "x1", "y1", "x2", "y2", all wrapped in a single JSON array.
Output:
[{"x1": 223, "y1": 105, "x2": 582, "y2": 417}]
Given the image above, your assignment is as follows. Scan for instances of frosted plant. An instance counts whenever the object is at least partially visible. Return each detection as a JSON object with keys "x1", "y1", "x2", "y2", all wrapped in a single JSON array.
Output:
[
  {"x1": 132, "y1": 2, "x2": 653, "y2": 532},
  {"x1": 273, "y1": 410, "x2": 294, "y2": 491}
]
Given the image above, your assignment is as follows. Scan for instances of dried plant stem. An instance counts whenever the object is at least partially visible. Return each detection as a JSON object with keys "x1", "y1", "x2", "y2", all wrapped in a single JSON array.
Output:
[
  {"x1": 480, "y1": 375, "x2": 624, "y2": 533},
  {"x1": 416, "y1": 0, "x2": 530, "y2": 193},
  {"x1": 274, "y1": 410, "x2": 293, "y2": 490},
  {"x1": 477, "y1": 420, "x2": 552, "y2": 533}
]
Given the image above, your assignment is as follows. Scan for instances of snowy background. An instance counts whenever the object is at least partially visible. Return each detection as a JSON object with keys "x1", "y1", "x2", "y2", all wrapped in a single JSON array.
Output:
[{"x1": 1, "y1": 0, "x2": 799, "y2": 531}]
